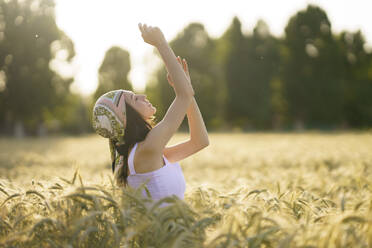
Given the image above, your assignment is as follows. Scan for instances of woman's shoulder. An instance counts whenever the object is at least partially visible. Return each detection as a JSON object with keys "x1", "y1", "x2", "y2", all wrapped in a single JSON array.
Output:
[
  {"x1": 132, "y1": 141, "x2": 165, "y2": 174},
  {"x1": 135, "y1": 139, "x2": 163, "y2": 157}
]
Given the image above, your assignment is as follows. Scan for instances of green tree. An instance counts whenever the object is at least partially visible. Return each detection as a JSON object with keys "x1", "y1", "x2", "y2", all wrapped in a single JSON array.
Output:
[
  {"x1": 93, "y1": 46, "x2": 133, "y2": 101},
  {"x1": 338, "y1": 31, "x2": 372, "y2": 128},
  {"x1": 283, "y1": 5, "x2": 343, "y2": 129},
  {"x1": 244, "y1": 20, "x2": 281, "y2": 129},
  {"x1": 0, "y1": 0, "x2": 75, "y2": 135},
  {"x1": 220, "y1": 17, "x2": 252, "y2": 130}
]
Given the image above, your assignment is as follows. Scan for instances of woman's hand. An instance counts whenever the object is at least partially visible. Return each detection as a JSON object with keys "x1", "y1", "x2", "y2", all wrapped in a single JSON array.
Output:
[
  {"x1": 167, "y1": 56, "x2": 191, "y2": 88},
  {"x1": 138, "y1": 23, "x2": 166, "y2": 48}
]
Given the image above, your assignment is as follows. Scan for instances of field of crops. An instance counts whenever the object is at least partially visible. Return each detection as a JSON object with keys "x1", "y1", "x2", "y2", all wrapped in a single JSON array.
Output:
[{"x1": 0, "y1": 132, "x2": 371, "y2": 247}]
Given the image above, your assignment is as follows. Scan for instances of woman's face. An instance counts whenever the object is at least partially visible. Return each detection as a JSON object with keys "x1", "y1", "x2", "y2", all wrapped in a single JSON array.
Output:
[{"x1": 122, "y1": 90, "x2": 156, "y2": 121}]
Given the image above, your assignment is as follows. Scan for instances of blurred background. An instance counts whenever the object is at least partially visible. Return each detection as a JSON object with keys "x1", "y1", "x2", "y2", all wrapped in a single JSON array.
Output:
[{"x1": 0, "y1": 0, "x2": 372, "y2": 137}]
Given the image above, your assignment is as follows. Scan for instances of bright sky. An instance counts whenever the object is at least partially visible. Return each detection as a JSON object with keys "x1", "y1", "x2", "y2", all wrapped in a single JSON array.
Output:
[{"x1": 53, "y1": 0, "x2": 372, "y2": 96}]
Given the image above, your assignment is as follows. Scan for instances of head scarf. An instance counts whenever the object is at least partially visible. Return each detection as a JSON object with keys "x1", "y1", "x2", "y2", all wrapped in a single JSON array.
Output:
[{"x1": 92, "y1": 89, "x2": 129, "y2": 176}]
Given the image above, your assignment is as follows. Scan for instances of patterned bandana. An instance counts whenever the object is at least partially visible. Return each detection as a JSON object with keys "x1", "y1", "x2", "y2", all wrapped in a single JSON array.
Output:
[{"x1": 92, "y1": 89, "x2": 129, "y2": 176}]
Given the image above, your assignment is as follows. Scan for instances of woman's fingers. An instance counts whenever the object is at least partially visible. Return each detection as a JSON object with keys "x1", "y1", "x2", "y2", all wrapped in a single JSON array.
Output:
[
  {"x1": 139, "y1": 23, "x2": 160, "y2": 33},
  {"x1": 138, "y1": 23, "x2": 166, "y2": 47},
  {"x1": 138, "y1": 23, "x2": 145, "y2": 33},
  {"x1": 182, "y1": 59, "x2": 186, "y2": 71},
  {"x1": 183, "y1": 59, "x2": 188, "y2": 72},
  {"x1": 138, "y1": 23, "x2": 142, "y2": 31},
  {"x1": 138, "y1": 23, "x2": 150, "y2": 33},
  {"x1": 176, "y1": 56, "x2": 189, "y2": 74},
  {"x1": 168, "y1": 56, "x2": 189, "y2": 86}
]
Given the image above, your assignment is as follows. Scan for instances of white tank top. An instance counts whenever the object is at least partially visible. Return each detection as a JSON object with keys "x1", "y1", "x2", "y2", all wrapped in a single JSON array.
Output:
[{"x1": 127, "y1": 142, "x2": 186, "y2": 208}]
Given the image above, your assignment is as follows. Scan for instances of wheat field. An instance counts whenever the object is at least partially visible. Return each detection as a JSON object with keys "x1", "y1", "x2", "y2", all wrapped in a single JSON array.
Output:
[{"x1": 0, "y1": 132, "x2": 371, "y2": 247}]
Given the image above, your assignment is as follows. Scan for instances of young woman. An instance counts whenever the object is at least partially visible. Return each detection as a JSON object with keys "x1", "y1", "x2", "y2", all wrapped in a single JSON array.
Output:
[{"x1": 92, "y1": 23, "x2": 209, "y2": 207}]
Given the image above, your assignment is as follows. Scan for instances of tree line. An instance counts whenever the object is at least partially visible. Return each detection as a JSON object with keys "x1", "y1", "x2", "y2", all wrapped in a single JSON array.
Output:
[{"x1": 0, "y1": 1, "x2": 371, "y2": 136}]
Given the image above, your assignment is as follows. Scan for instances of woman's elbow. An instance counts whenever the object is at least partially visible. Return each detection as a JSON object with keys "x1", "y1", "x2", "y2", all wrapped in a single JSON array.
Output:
[{"x1": 201, "y1": 139, "x2": 209, "y2": 148}]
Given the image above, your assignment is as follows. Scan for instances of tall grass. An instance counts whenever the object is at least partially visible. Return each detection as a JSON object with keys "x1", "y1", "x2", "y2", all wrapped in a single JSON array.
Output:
[{"x1": 0, "y1": 132, "x2": 371, "y2": 247}]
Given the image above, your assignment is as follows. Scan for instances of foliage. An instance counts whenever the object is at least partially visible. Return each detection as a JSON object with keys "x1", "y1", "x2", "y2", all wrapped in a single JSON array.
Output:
[
  {"x1": 94, "y1": 46, "x2": 133, "y2": 102},
  {"x1": 337, "y1": 31, "x2": 372, "y2": 128},
  {"x1": 0, "y1": 0, "x2": 75, "y2": 134},
  {"x1": 1, "y1": 2, "x2": 372, "y2": 134}
]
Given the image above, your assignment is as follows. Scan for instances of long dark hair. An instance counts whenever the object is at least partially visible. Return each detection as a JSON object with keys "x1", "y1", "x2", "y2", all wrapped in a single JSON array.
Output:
[{"x1": 111, "y1": 101, "x2": 155, "y2": 187}]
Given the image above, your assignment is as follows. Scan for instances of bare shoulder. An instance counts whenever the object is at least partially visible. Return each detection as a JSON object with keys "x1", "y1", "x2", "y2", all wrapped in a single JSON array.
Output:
[{"x1": 133, "y1": 141, "x2": 163, "y2": 174}]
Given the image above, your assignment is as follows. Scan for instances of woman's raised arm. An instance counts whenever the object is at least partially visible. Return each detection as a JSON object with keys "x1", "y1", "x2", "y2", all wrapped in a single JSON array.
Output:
[
  {"x1": 138, "y1": 23, "x2": 195, "y2": 154},
  {"x1": 138, "y1": 23, "x2": 194, "y2": 97}
]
